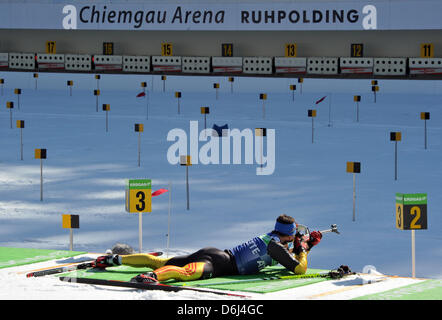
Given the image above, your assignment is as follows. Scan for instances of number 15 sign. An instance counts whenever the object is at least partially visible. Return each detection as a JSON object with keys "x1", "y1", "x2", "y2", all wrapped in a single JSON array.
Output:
[{"x1": 125, "y1": 179, "x2": 152, "y2": 213}]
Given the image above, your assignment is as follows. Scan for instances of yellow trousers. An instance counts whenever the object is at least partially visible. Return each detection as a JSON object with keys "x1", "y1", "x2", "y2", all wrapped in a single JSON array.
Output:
[{"x1": 121, "y1": 254, "x2": 206, "y2": 282}]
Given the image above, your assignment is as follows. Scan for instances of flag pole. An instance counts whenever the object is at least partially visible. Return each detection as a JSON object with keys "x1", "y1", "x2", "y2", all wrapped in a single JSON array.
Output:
[{"x1": 166, "y1": 181, "x2": 172, "y2": 258}]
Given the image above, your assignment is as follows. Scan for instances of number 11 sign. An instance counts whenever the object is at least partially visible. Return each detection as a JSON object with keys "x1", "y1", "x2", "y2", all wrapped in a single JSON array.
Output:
[{"x1": 125, "y1": 179, "x2": 152, "y2": 253}]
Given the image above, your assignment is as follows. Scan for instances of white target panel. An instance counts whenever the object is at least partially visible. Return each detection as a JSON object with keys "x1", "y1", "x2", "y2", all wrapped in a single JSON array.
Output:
[
  {"x1": 182, "y1": 57, "x2": 210, "y2": 74},
  {"x1": 243, "y1": 57, "x2": 272, "y2": 74},
  {"x1": 36, "y1": 54, "x2": 65, "y2": 70},
  {"x1": 65, "y1": 54, "x2": 92, "y2": 71},
  {"x1": 152, "y1": 56, "x2": 182, "y2": 72},
  {"x1": 9, "y1": 53, "x2": 35, "y2": 70},
  {"x1": 211, "y1": 57, "x2": 243, "y2": 73},
  {"x1": 0, "y1": 53, "x2": 8, "y2": 68},
  {"x1": 340, "y1": 57, "x2": 374, "y2": 74},
  {"x1": 307, "y1": 57, "x2": 339, "y2": 75},
  {"x1": 274, "y1": 57, "x2": 307, "y2": 74},
  {"x1": 93, "y1": 55, "x2": 123, "y2": 71},
  {"x1": 374, "y1": 58, "x2": 406, "y2": 76},
  {"x1": 123, "y1": 56, "x2": 151, "y2": 73},
  {"x1": 409, "y1": 58, "x2": 442, "y2": 75}
]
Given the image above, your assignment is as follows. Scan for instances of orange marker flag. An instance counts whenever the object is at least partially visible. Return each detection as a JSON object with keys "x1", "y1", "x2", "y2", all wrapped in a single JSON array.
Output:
[
  {"x1": 137, "y1": 92, "x2": 146, "y2": 98},
  {"x1": 152, "y1": 189, "x2": 168, "y2": 197}
]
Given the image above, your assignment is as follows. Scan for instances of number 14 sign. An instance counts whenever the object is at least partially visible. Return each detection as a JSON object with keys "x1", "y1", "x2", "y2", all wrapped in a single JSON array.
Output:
[{"x1": 125, "y1": 179, "x2": 152, "y2": 213}]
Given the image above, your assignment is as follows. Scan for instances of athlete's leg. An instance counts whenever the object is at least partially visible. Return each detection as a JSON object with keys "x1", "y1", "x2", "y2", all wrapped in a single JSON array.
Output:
[
  {"x1": 121, "y1": 253, "x2": 170, "y2": 269},
  {"x1": 154, "y1": 262, "x2": 214, "y2": 282}
]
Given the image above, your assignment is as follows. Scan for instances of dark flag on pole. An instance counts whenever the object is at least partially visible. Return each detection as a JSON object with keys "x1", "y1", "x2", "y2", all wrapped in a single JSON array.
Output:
[
  {"x1": 137, "y1": 92, "x2": 146, "y2": 98},
  {"x1": 315, "y1": 96, "x2": 326, "y2": 104}
]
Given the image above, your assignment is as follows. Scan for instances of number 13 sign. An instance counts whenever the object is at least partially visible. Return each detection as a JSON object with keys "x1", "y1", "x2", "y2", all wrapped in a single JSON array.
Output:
[
  {"x1": 396, "y1": 193, "x2": 427, "y2": 230},
  {"x1": 126, "y1": 179, "x2": 152, "y2": 213}
]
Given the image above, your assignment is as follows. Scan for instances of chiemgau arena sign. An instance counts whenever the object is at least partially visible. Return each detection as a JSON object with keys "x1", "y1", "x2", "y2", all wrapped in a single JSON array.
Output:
[{"x1": 1, "y1": 1, "x2": 442, "y2": 31}]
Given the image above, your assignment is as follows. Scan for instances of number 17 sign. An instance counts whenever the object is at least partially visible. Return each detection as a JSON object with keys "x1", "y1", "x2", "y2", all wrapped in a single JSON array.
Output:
[{"x1": 125, "y1": 179, "x2": 152, "y2": 213}]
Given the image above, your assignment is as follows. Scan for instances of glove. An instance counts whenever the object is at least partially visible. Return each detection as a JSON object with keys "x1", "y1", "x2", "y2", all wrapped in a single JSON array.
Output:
[
  {"x1": 94, "y1": 254, "x2": 121, "y2": 268},
  {"x1": 307, "y1": 231, "x2": 322, "y2": 250}
]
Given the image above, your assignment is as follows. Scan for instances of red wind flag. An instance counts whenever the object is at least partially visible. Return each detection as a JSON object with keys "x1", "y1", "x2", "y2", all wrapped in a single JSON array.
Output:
[
  {"x1": 136, "y1": 92, "x2": 146, "y2": 98},
  {"x1": 315, "y1": 96, "x2": 327, "y2": 104},
  {"x1": 152, "y1": 189, "x2": 169, "y2": 197}
]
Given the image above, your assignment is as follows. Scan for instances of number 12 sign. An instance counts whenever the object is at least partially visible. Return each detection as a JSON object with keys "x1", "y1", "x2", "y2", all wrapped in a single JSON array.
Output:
[
  {"x1": 396, "y1": 193, "x2": 427, "y2": 230},
  {"x1": 126, "y1": 179, "x2": 152, "y2": 213}
]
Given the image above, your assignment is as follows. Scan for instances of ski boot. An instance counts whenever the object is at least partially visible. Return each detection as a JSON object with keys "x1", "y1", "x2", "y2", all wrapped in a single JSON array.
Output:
[{"x1": 94, "y1": 254, "x2": 121, "y2": 268}]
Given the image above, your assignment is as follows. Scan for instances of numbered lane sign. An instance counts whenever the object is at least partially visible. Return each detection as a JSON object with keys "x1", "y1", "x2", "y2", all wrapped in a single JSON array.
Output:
[
  {"x1": 285, "y1": 43, "x2": 297, "y2": 57},
  {"x1": 351, "y1": 43, "x2": 364, "y2": 57},
  {"x1": 420, "y1": 43, "x2": 434, "y2": 58},
  {"x1": 46, "y1": 41, "x2": 56, "y2": 54},
  {"x1": 125, "y1": 179, "x2": 152, "y2": 213},
  {"x1": 222, "y1": 43, "x2": 233, "y2": 57},
  {"x1": 396, "y1": 193, "x2": 428, "y2": 230},
  {"x1": 103, "y1": 42, "x2": 114, "y2": 55},
  {"x1": 161, "y1": 43, "x2": 173, "y2": 56}
]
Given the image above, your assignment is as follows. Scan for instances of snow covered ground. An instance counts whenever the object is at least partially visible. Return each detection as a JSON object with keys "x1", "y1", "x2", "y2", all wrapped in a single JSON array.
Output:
[
  {"x1": 0, "y1": 71, "x2": 441, "y2": 300},
  {"x1": 0, "y1": 252, "x2": 428, "y2": 300}
]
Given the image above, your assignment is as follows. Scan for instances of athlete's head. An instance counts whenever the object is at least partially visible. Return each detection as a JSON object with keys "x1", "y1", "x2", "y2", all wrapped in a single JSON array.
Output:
[{"x1": 272, "y1": 214, "x2": 296, "y2": 243}]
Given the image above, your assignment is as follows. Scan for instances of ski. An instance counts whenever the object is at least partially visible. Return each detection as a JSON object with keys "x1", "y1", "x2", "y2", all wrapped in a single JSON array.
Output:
[
  {"x1": 26, "y1": 251, "x2": 163, "y2": 278},
  {"x1": 188, "y1": 267, "x2": 355, "y2": 287},
  {"x1": 26, "y1": 261, "x2": 95, "y2": 278},
  {"x1": 59, "y1": 276, "x2": 250, "y2": 298}
]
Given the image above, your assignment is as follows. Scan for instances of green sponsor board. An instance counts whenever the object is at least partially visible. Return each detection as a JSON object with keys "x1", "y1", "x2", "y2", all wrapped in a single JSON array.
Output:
[
  {"x1": 125, "y1": 179, "x2": 151, "y2": 189},
  {"x1": 396, "y1": 193, "x2": 427, "y2": 205}
]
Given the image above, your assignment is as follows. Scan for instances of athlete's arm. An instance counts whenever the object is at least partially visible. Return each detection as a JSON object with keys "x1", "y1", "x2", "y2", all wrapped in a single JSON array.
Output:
[{"x1": 267, "y1": 239, "x2": 307, "y2": 274}]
